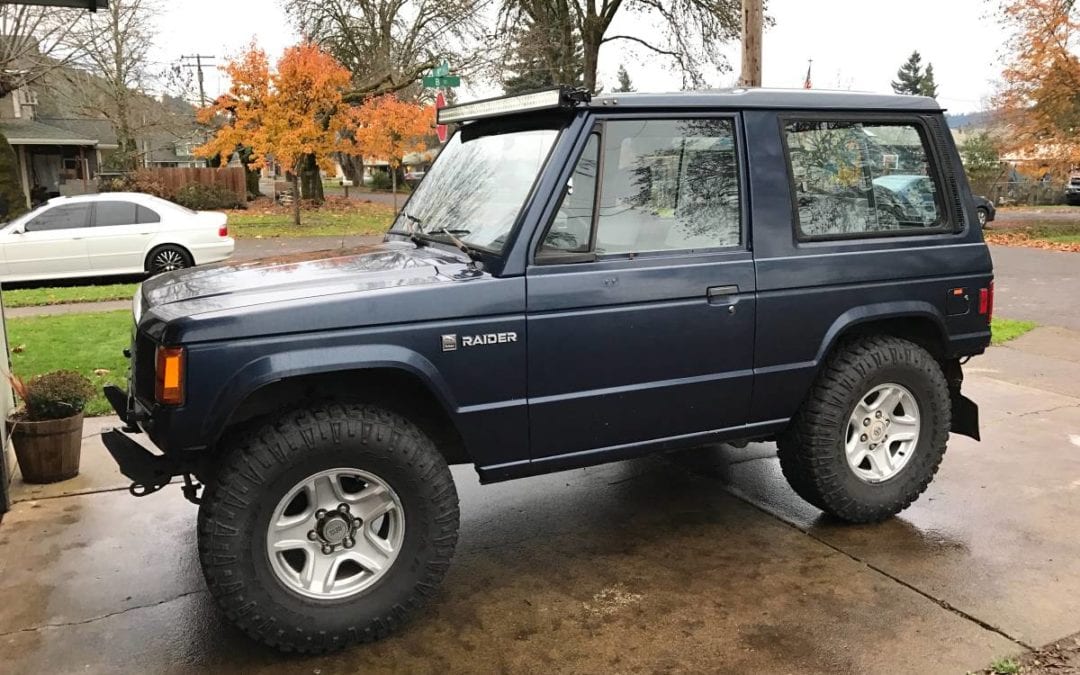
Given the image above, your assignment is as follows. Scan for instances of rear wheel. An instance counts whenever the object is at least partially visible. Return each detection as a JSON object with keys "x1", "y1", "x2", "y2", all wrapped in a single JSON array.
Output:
[
  {"x1": 976, "y1": 207, "x2": 989, "y2": 228},
  {"x1": 197, "y1": 402, "x2": 460, "y2": 653},
  {"x1": 776, "y1": 336, "x2": 950, "y2": 523},
  {"x1": 146, "y1": 244, "x2": 193, "y2": 275}
]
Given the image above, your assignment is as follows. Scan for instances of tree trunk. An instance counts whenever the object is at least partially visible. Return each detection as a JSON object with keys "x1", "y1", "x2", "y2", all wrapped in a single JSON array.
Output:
[
  {"x1": 292, "y1": 172, "x2": 301, "y2": 227},
  {"x1": 299, "y1": 154, "x2": 324, "y2": 204},
  {"x1": 391, "y1": 164, "x2": 398, "y2": 211},
  {"x1": 0, "y1": 132, "x2": 27, "y2": 218}
]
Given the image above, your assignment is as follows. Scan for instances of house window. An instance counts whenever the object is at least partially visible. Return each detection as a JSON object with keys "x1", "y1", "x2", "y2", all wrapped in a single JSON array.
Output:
[{"x1": 784, "y1": 120, "x2": 946, "y2": 239}]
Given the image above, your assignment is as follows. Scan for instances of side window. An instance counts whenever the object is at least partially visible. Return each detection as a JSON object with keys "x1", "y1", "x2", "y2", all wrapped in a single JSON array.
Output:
[
  {"x1": 784, "y1": 120, "x2": 946, "y2": 238},
  {"x1": 542, "y1": 133, "x2": 599, "y2": 253},
  {"x1": 595, "y1": 119, "x2": 740, "y2": 254},
  {"x1": 137, "y1": 205, "x2": 161, "y2": 224},
  {"x1": 24, "y1": 204, "x2": 90, "y2": 232},
  {"x1": 94, "y1": 201, "x2": 138, "y2": 227}
]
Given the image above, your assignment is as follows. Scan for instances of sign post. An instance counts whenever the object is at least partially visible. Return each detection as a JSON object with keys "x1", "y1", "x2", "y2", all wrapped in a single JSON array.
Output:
[{"x1": 424, "y1": 61, "x2": 459, "y2": 144}]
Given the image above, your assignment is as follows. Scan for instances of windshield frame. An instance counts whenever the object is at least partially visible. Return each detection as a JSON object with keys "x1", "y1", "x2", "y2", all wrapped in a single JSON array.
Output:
[{"x1": 388, "y1": 112, "x2": 572, "y2": 259}]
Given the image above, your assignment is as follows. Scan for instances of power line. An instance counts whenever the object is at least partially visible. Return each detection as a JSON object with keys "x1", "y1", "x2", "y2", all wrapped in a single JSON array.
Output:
[{"x1": 179, "y1": 54, "x2": 216, "y2": 107}]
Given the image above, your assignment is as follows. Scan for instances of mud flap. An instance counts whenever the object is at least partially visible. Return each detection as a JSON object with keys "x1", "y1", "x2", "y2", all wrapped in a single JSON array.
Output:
[{"x1": 950, "y1": 393, "x2": 980, "y2": 441}]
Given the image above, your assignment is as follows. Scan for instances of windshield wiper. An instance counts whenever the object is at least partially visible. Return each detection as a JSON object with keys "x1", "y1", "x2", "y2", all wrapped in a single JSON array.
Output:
[{"x1": 424, "y1": 227, "x2": 480, "y2": 260}]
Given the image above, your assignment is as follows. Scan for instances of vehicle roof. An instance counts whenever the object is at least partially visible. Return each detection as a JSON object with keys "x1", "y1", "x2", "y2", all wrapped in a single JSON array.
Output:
[
  {"x1": 587, "y1": 88, "x2": 942, "y2": 112},
  {"x1": 45, "y1": 192, "x2": 178, "y2": 207}
]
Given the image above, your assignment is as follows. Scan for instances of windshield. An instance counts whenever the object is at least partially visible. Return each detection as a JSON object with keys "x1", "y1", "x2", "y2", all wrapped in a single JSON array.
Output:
[{"x1": 391, "y1": 125, "x2": 561, "y2": 252}]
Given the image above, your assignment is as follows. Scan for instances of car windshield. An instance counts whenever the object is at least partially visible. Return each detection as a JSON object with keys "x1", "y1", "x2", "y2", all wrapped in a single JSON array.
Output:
[{"x1": 391, "y1": 124, "x2": 561, "y2": 252}]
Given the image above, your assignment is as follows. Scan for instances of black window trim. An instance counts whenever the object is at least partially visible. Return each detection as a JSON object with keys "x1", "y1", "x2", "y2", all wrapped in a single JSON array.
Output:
[
  {"x1": 532, "y1": 111, "x2": 749, "y2": 266},
  {"x1": 24, "y1": 202, "x2": 91, "y2": 232},
  {"x1": 778, "y1": 111, "x2": 958, "y2": 245}
]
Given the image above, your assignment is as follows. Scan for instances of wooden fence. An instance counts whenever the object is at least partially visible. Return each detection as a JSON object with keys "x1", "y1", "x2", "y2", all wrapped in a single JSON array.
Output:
[{"x1": 141, "y1": 167, "x2": 247, "y2": 203}]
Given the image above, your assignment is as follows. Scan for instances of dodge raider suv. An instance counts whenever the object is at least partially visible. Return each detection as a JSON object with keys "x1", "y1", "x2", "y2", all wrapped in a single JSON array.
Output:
[{"x1": 102, "y1": 88, "x2": 993, "y2": 653}]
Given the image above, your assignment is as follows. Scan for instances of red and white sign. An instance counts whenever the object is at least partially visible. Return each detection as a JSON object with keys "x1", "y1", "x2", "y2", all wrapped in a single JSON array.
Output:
[{"x1": 435, "y1": 91, "x2": 448, "y2": 143}]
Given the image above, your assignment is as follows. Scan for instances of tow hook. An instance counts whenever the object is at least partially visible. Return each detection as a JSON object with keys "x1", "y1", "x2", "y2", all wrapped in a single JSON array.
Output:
[{"x1": 181, "y1": 474, "x2": 203, "y2": 505}]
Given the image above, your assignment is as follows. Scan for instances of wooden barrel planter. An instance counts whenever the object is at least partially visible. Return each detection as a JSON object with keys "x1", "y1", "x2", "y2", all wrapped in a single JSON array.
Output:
[{"x1": 6, "y1": 413, "x2": 83, "y2": 484}]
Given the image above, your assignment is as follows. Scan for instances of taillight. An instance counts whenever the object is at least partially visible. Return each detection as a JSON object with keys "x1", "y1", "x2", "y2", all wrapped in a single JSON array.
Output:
[
  {"x1": 155, "y1": 345, "x2": 185, "y2": 405},
  {"x1": 978, "y1": 281, "x2": 994, "y2": 321},
  {"x1": 218, "y1": 223, "x2": 229, "y2": 237}
]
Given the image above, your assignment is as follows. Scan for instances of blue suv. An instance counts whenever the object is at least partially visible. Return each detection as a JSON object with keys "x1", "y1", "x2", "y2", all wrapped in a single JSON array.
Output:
[{"x1": 103, "y1": 88, "x2": 993, "y2": 653}]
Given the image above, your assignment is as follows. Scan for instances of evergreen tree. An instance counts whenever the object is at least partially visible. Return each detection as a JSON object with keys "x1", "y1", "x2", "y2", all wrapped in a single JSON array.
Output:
[
  {"x1": 501, "y1": 13, "x2": 583, "y2": 95},
  {"x1": 919, "y1": 63, "x2": 939, "y2": 98},
  {"x1": 614, "y1": 64, "x2": 634, "y2": 92},
  {"x1": 892, "y1": 51, "x2": 925, "y2": 95}
]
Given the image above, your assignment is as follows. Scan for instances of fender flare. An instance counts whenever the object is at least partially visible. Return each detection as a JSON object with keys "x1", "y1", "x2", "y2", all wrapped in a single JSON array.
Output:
[
  {"x1": 812, "y1": 301, "x2": 949, "y2": 367},
  {"x1": 203, "y1": 343, "x2": 459, "y2": 442}
]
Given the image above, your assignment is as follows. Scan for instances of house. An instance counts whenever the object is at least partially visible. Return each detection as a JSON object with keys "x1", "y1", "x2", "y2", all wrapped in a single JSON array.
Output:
[{"x1": 0, "y1": 72, "x2": 202, "y2": 208}]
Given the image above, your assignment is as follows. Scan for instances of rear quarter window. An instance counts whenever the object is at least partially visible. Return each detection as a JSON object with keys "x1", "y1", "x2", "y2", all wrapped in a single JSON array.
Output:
[{"x1": 783, "y1": 119, "x2": 949, "y2": 240}]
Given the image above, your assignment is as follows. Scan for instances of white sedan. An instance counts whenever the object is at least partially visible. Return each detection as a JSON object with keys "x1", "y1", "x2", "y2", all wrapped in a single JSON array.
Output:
[{"x1": 0, "y1": 192, "x2": 235, "y2": 282}]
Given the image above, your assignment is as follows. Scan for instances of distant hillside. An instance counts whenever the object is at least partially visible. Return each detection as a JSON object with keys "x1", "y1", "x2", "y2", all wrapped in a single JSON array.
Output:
[{"x1": 947, "y1": 111, "x2": 995, "y2": 129}]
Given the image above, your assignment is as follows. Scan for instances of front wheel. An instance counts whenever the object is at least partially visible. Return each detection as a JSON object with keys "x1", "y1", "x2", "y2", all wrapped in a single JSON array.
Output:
[
  {"x1": 976, "y1": 207, "x2": 989, "y2": 228},
  {"x1": 777, "y1": 336, "x2": 951, "y2": 523},
  {"x1": 197, "y1": 402, "x2": 460, "y2": 653}
]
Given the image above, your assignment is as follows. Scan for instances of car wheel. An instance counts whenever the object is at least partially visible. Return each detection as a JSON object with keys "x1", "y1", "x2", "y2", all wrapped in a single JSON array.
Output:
[
  {"x1": 146, "y1": 245, "x2": 193, "y2": 275},
  {"x1": 197, "y1": 401, "x2": 460, "y2": 654},
  {"x1": 976, "y1": 207, "x2": 989, "y2": 228},
  {"x1": 776, "y1": 335, "x2": 950, "y2": 523}
]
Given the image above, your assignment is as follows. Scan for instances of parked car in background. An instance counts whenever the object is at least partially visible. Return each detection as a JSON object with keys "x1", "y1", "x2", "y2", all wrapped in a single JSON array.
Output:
[
  {"x1": 1065, "y1": 174, "x2": 1080, "y2": 205},
  {"x1": 0, "y1": 192, "x2": 234, "y2": 283},
  {"x1": 973, "y1": 195, "x2": 996, "y2": 228},
  {"x1": 403, "y1": 169, "x2": 426, "y2": 184}
]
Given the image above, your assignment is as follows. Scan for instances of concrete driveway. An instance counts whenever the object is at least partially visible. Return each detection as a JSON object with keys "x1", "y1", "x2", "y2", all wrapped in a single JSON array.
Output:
[{"x1": 3, "y1": 325, "x2": 1080, "y2": 673}]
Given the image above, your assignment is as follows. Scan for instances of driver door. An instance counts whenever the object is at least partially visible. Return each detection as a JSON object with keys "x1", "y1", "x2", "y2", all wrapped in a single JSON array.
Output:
[
  {"x1": 525, "y1": 116, "x2": 756, "y2": 463},
  {"x1": 1, "y1": 202, "x2": 92, "y2": 281}
]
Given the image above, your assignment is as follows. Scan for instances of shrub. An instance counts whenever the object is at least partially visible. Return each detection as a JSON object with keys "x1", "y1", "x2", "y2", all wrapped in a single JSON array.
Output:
[
  {"x1": 174, "y1": 183, "x2": 244, "y2": 210},
  {"x1": 98, "y1": 170, "x2": 171, "y2": 199},
  {"x1": 10, "y1": 370, "x2": 96, "y2": 421},
  {"x1": 369, "y1": 170, "x2": 392, "y2": 190}
]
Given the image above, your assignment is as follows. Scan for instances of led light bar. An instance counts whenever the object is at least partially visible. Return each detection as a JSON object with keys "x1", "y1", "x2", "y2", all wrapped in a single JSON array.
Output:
[{"x1": 437, "y1": 88, "x2": 586, "y2": 125}]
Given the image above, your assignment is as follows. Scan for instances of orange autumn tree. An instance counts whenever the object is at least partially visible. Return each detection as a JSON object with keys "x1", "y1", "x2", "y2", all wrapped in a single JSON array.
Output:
[
  {"x1": 347, "y1": 95, "x2": 434, "y2": 208},
  {"x1": 997, "y1": 0, "x2": 1080, "y2": 174},
  {"x1": 197, "y1": 42, "x2": 352, "y2": 225}
]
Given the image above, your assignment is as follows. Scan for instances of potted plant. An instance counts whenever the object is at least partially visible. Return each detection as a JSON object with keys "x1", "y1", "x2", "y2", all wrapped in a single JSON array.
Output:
[{"x1": 6, "y1": 370, "x2": 95, "y2": 484}]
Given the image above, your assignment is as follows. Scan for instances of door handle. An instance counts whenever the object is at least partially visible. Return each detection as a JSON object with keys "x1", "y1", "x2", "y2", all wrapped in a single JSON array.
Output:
[{"x1": 707, "y1": 285, "x2": 739, "y2": 299}]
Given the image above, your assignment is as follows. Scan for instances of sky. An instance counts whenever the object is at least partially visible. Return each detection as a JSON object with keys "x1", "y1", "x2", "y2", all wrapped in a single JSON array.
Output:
[{"x1": 151, "y1": 0, "x2": 1009, "y2": 114}]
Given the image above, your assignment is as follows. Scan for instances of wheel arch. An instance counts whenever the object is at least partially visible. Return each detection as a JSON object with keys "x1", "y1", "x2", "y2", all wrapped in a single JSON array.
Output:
[
  {"x1": 209, "y1": 350, "x2": 470, "y2": 466},
  {"x1": 814, "y1": 302, "x2": 950, "y2": 367}
]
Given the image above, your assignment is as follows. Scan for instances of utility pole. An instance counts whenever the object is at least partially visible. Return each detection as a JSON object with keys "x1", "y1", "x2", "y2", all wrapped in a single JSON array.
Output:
[
  {"x1": 180, "y1": 54, "x2": 216, "y2": 107},
  {"x1": 180, "y1": 55, "x2": 216, "y2": 167},
  {"x1": 738, "y1": 0, "x2": 763, "y2": 87}
]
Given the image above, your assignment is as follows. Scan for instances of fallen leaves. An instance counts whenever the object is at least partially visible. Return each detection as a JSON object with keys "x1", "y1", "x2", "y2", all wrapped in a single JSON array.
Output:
[{"x1": 984, "y1": 230, "x2": 1080, "y2": 252}]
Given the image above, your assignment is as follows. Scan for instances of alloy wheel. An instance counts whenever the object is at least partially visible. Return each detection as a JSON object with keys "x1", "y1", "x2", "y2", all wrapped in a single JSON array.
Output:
[{"x1": 844, "y1": 383, "x2": 921, "y2": 483}]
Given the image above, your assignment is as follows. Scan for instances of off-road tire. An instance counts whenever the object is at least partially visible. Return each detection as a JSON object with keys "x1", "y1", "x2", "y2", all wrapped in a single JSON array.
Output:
[
  {"x1": 197, "y1": 401, "x2": 460, "y2": 654},
  {"x1": 776, "y1": 335, "x2": 951, "y2": 523}
]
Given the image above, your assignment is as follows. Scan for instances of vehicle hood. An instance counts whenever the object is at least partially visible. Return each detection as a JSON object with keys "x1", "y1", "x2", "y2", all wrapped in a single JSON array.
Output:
[{"x1": 141, "y1": 240, "x2": 480, "y2": 322}]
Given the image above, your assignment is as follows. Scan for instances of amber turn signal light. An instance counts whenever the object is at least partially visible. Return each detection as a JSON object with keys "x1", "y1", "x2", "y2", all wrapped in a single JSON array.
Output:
[{"x1": 155, "y1": 345, "x2": 185, "y2": 405}]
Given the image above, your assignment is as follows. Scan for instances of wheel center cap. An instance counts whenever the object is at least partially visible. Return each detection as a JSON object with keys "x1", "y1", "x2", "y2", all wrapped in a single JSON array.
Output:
[
  {"x1": 870, "y1": 422, "x2": 886, "y2": 441},
  {"x1": 320, "y1": 515, "x2": 350, "y2": 544}
]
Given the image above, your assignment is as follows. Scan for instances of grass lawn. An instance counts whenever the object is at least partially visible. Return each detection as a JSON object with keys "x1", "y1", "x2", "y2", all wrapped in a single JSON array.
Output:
[
  {"x1": 985, "y1": 220, "x2": 1080, "y2": 249},
  {"x1": 2, "y1": 283, "x2": 138, "y2": 308},
  {"x1": 991, "y1": 317, "x2": 1037, "y2": 345},
  {"x1": 7, "y1": 310, "x2": 130, "y2": 417},
  {"x1": 228, "y1": 201, "x2": 395, "y2": 238}
]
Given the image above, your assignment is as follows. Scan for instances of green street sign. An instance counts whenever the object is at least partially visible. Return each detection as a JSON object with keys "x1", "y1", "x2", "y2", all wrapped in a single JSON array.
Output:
[
  {"x1": 434, "y1": 61, "x2": 450, "y2": 77},
  {"x1": 423, "y1": 75, "x2": 460, "y2": 88}
]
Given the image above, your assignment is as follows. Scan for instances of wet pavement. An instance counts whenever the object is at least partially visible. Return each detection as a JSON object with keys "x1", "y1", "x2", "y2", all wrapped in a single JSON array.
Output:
[{"x1": 2, "y1": 331, "x2": 1079, "y2": 673}]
